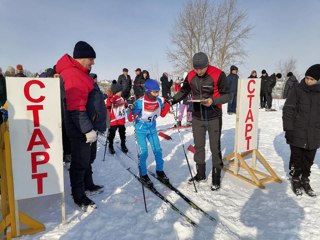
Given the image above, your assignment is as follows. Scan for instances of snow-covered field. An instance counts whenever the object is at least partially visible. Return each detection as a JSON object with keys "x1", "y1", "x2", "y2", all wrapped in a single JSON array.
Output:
[{"x1": 13, "y1": 100, "x2": 320, "y2": 239}]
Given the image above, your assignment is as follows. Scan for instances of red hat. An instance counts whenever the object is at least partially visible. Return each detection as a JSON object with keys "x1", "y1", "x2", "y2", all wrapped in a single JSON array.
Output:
[{"x1": 16, "y1": 64, "x2": 23, "y2": 71}]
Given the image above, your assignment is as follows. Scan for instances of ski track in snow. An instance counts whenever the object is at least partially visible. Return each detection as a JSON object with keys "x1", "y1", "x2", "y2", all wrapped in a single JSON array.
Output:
[{"x1": 12, "y1": 101, "x2": 320, "y2": 240}]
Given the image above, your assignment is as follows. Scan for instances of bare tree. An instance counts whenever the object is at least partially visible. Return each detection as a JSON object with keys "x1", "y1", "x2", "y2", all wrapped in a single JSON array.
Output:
[
  {"x1": 167, "y1": 0, "x2": 252, "y2": 75},
  {"x1": 277, "y1": 57, "x2": 300, "y2": 79}
]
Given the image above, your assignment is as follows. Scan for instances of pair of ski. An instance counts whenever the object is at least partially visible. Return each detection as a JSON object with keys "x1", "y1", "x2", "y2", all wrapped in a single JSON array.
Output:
[{"x1": 116, "y1": 146, "x2": 216, "y2": 227}]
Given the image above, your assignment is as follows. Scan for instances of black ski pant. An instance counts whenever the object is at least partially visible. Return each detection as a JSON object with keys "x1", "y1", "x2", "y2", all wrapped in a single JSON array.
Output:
[
  {"x1": 260, "y1": 92, "x2": 266, "y2": 108},
  {"x1": 192, "y1": 117, "x2": 223, "y2": 169},
  {"x1": 69, "y1": 137, "x2": 97, "y2": 201},
  {"x1": 265, "y1": 92, "x2": 273, "y2": 109},
  {"x1": 62, "y1": 121, "x2": 71, "y2": 156},
  {"x1": 108, "y1": 125, "x2": 126, "y2": 145},
  {"x1": 289, "y1": 145, "x2": 316, "y2": 179}
]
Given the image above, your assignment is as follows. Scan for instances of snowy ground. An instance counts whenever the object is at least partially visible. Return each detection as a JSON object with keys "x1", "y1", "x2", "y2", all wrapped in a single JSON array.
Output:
[{"x1": 10, "y1": 100, "x2": 320, "y2": 239}]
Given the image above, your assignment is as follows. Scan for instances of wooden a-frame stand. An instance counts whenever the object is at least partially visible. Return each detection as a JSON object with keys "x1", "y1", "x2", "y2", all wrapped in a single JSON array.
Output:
[
  {"x1": 1, "y1": 120, "x2": 45, "y2": 239},
  {"x1": 223, "y1": 78, "x2": 281, "y2": 189},
  {"x1": 223, "y1": 149, "x2": 282, "y2": 189}
]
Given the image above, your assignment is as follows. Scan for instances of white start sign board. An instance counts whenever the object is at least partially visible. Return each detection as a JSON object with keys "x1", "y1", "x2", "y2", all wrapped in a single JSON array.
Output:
[
  {"x1": 236, "y1": 78, "x2": 261, "y2": 153},
  {"x1": 6, "y1": 77, "x2": 64, "y2": 200}
]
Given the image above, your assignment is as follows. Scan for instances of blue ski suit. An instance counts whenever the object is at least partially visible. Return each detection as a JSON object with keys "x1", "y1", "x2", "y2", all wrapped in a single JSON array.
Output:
[{"x1": 130, "y1": 95, "x2": 170, "y2": 175}]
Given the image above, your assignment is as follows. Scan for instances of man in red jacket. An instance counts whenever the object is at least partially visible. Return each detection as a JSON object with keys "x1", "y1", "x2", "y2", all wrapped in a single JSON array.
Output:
[
  {"x1": 56, "y1": 41, "x2": 106, "y2": 211},
  {"x1": 170, "y1": 52, "x2": 231, "y2": 191}
]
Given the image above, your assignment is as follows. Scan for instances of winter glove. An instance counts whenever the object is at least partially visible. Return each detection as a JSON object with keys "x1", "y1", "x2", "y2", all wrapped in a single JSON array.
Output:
[
  {"x1": 85, "y1": 130, "x2": 97, "y2": 144},
  {"x1": 165, "y1": 96, "x2": 174, "y2": 105},
  {"x1": 126, "y1": 99, "x2": 133, "y2": 109},
  {"x1": 0, "y1": 107, "x2": 8, "y2": 122}
]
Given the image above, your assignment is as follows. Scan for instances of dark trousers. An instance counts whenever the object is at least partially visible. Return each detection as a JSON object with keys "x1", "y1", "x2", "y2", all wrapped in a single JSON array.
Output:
[
  {"x1": 289, "y1": 145, "x2": 316, "y2": 178},
  {"x1": 69, "y1": 137, "x2": 97, "y2": 201},
  {"x1": 108, "y1": 125, "x2": 126, "y2": 144},
  {"x1": 265, "y1": 92, "x2": 273, "y2": 109},
  {"x1": 260, "y1": 93, "x2": 266, "y2": 108},
  {"x1": 227, "y1": 92, "x2": 237, "y2": 113},
  {"x1": 192, "y1": 117, "x2": 223, "y2": 169},
  {"x1": 62, "y1": 121, "x2": 71, "y2": 155}
]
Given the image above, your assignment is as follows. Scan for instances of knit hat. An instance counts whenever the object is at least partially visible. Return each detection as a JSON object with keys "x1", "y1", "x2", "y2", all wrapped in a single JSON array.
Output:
[
  {"x1": 276, "y1": 73, "x2": 282, "y2": 79},
  {"x1": 193, "y1": 52, "x2": 208, "y2": 69},
  {"x1": 73, "y1": 41, "x2": 96, "y2": 59},
  {"x1": 16, "y1": 64, "x2": 23, "y2": 71},
  {"x1": 144, "y1": 79, "x2": 160, "y2": 92},
  {"x1": 261, "y1": 69, "x2": 267, "y2": 74},
  {"x1": 111, "y1": 82, "x2": 123, "y2": 94},
  {"x1": 230, "y1": 65, "x2": 238, "y2": 71},
  {"x1": 287, "y1": 72, "x2": 293, "y2": 77},
  {"x1": 305, "y1": 64, "x2": 320, "y2": 81},
  {"x1": 89, "y1": 73, "x2": 97, "y2": 79}
]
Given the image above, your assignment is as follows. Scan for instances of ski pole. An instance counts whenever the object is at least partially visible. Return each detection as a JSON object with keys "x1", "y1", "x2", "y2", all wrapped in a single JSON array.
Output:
[
  {"x1": 171, "y1": 105, "x2": 197, "y2": 193},
  {"x1": 103, "y1": 131, "x2": 108, "y2": 161},
  {"x1": 131, "y1": 111, "x2": 148, "y2": 213}
]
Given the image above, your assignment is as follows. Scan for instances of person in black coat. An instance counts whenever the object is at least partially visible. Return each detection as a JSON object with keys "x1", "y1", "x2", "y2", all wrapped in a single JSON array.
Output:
[
  {"x1": 282, "y1": 64, "x2": 320, "y2": 197},
  {"x1": 133, "y1": 68, "x2": 145, "y2": 99},
  {"x1": 117, "y1": 68, "x2": 132, "y2": 100},
  {"x1": 266, "y1": 73, "x2": 281, "y2": 110},
  {"x1": 227, "y1": 65, "x2": 239, "y2": 114},
  {"x1": 160, "y1": 72, "x2": 173, "y2": 99},
  {"x1": 260, "y1": 69, "x2": 278, "y2": 110},
  {"x1": 283, "y1": 72, "x2": 299, "y2": 99}
]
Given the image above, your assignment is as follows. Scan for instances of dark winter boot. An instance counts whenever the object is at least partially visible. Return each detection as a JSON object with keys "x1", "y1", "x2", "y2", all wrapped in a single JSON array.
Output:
[
  {"x1": 291, "y1": 177, "x2": 302, "y2": 196},
  {"x1": 211, "y1": 167, "x2": 221, "y2": 191},
  {"x1": 74, "y1": 195, "x2": 96, "y2": 212},
  {"x1": 109, "y1": 143, "x2": 115, "y2": 155},
  {"x1": 188, "y1": 164, "x2": 206, "y2": 184},
  {"x1": 85, "y1": 184, "x2": 105, "y2": 196},
  {"x1": 121, "y1": 142, "x2": 128, "y2": 153},
  {"x1": 175, "y1": 121, "x2": 181, "y2": 127},
  {"x1": 140, "y1": 174, "x2": 153, "y2": 188},
  {"x1": 156, "y1": 171, "x2": 170, "y2": 184},
  {"x1": 301, "y1": 177, "x2": 316, "y2": 197}
]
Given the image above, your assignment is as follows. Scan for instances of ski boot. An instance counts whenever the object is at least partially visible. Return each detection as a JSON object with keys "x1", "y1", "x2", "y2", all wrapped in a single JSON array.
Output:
[
  {"x1": 291, "y1": 177, "x2": 302, "y2": 196},
  {"x1": 301, "y1": 178, "x2": 316, "y2": 197},
  {"x1": 85, "y1": 184, "x2": 105, "y2": 196},
  {"x1": 109, "y1": 144, "x2": 115, "y2": 154},
  {"x1": 156, "y1": 171, "x2": 170, "y2": 184},
  {"x1": 211, "y1": 167, "x2": 221, "y2": 191},
  {"x1": 140, "y1": 174, "x2": 153, "y2": 188},
  {"x1": 174, "y1": 121, "x2": 181, "y2": 127},
  {"x1": 74, "y1": 195, "x2": 96, "y2": 212},
  {"x1": 121, "y1": 142, "x2": 128, "y2": 153}
]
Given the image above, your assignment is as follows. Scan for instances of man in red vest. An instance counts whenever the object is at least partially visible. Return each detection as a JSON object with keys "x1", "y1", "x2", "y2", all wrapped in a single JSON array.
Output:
[{"x1": 170, "y1": 52, "x2": 231, "y2": 191}]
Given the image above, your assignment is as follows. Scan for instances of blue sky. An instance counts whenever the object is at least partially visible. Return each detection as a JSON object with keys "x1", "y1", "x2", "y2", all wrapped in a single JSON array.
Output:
[{"x1": 0, "y1": 0, "x2": 319, "y2": 80}]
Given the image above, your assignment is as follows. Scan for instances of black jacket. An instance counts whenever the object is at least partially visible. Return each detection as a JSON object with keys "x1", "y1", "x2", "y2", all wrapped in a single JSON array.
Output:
[
  {"x1": 160, "y1": 73, "x2": 173, "y2": 98},
  {"x1": 227, "y1": 73, "x2": 239, "y2": 93},
  {"x1": 173, "y1": 65, "x2": 231, "y2": 120},
  {"x1": 261, "y1": 74, "x2": 276, "y2": 94},
  {"x1": 133, "y1": 74, "x2": 145, "y2": 99},
  {"x1": 117, "y1": 74, "x2": 132, "y2": 99},
  {"x1": 86, "y1": 83, "x2": 107, "y2": 133},
  {"x1": 282, "y1": 79, "x2": 320, "y2": 150},
  {"x1": 283, "y1": 75, "x2": 299, "y2": 99}
]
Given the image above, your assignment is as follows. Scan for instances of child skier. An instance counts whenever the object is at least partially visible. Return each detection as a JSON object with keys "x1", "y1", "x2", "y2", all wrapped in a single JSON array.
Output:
[
  {"x1": 283, "y1": 64, "x2": 320, "y2": 197},
  {"x1": 128, "y1": 79, "x2": 171, "y2": 187},
  {"x1": 106, "y1": 81, "x2": 128, "y2": 154}
]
